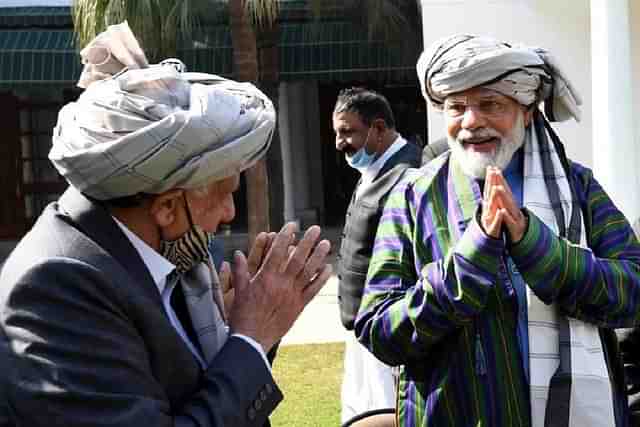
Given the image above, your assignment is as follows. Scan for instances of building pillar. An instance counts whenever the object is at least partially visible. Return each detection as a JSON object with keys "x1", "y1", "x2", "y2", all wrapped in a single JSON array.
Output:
[
  {"x1": 278, "y1": 82, "x2": 296, "y2": 223},
  {"x1": 288, "y1": 82, "x2": 312, "y2": 218},
  {"x1": 278, "y1": 81, "x2": 319, "y2": 228},
  {"x1": 591, "y1": 0, "x2": 638, "y2": 221},
  {"x1": 301, "y1": 81, "x2": 324, "y2": 225}
]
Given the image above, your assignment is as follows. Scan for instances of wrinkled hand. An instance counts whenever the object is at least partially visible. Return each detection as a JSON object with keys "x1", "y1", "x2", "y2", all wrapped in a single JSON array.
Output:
[
  {"x1": 481, "y1": 166, "x2": 527, "y2": 243},
  {"x1": 229, "y1": 222, "x2": 333, "y2": 352},
  {"x1": 247, "y1": 232, "x2": 277, "y2": 276},
  {"x1": 218, "y1": 261, "x2": 233, "y2": 318},
  {"x1": 219, "y1": 232, "x2": 277, "y2": 316}
]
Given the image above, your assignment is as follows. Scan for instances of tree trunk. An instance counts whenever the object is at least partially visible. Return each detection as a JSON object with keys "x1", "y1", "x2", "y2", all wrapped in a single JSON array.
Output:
[
  {"x1": 257, "y1": 21, "x2": 284, "y2": 232},
  {"x1": 228, "y1": 0, "x2": 270, "y2": 245}
]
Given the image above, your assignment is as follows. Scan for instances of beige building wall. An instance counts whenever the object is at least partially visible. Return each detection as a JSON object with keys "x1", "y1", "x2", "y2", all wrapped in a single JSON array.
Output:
[
  {"x1": 630, "y1": 0, "x2": 640, "y2": 208},
  {"x1": 633, "y1": 1, "x2": 640, "y2": 144},
  {"x1": 632, "y1": 1, "x2": 640, "y2": 146}
]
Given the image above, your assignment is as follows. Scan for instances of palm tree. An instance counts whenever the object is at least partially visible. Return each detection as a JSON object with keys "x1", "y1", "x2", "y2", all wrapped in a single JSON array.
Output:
[
  {"x1": 72, "y1": 1, "x2": 207, "y2": 63},
  {"x1": 228, "y1": 0, "x2": 279, "y2": 245}
]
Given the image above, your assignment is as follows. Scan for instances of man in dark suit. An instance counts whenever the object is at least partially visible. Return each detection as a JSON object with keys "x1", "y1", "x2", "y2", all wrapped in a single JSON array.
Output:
[
  {"x1": 332, "y1": 87, "x2": 421, "y2": 424},
  {"x1": 0, "y1": 23, "x2": 332, "y2": 427}
]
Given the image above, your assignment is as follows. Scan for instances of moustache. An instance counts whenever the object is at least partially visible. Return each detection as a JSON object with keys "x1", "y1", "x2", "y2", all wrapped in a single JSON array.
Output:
[{"x1": 456, "y1": 127, "x2": 503, "y2": 144}]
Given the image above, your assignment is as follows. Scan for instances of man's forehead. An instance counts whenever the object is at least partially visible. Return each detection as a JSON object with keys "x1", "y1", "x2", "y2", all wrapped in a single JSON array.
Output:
[
  {"x1": 332, "y1": 111, "x2": 364, "y2": 128},
  {"x1": 209, "y1": 173, "x2": 240, "y2": 194},
  {"x1": 446, "y1": 87, "x2": 508, "y2": 102}
]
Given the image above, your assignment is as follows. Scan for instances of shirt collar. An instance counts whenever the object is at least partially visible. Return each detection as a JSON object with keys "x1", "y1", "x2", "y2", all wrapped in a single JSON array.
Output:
[
  {"x1": 112, "y1": 216, "x2": 175, "y2": 295},
  {"x1": 360, "y1": 134, "x2": 407, "y2": 181}
]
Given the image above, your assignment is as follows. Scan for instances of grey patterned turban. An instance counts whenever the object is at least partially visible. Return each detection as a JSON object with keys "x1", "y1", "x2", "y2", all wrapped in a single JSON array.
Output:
[
  {"x1": 49, "y1": 22, "x2": 275, "y2": 200},
  {"x1": 416, "y1": 34, "x2": 582, "y2": 122}
]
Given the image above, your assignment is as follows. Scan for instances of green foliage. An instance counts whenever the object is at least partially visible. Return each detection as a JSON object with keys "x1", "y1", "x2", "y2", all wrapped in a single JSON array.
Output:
[
  {"x1": 308, "y1": 0, "x2": 422, "y2": 43},
  {"x1": 271, "y1": 342, "x2": 344, "y2": 427},
  {"x1": 73, "y1": 0, "x2": 422, "y2": 61},
  {"x1": 72, "y1": 0, "x2": 216, "y2": 61},
  {"x1": 356, "y1": 0, "x2": 422, "y2": 42},
  {"x1": 245, "y1": 0, "x2": 280, "y2": 30}
]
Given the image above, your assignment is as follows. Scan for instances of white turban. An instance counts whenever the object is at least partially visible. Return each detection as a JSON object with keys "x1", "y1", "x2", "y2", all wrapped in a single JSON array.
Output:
[
  {"x1": 416, "y1": 34, "x2": 582, "y2": 122},
  {"x1": 49, "y1": 22, "x2": 276, "y2": 200}
]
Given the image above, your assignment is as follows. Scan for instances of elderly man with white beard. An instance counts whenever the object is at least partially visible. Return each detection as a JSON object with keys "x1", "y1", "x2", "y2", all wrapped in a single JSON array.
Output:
[{"x1": 354, "y1": 34, "x2": 640, "y2": 427}]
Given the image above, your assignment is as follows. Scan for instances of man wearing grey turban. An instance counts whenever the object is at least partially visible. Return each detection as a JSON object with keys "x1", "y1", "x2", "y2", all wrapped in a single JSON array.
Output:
[
  {"x1": 0, "y1": 23, "x2": 332, "y2": 427},
  {"x1": 354, "y1": 34, "x2": 640, "y2": 427}
]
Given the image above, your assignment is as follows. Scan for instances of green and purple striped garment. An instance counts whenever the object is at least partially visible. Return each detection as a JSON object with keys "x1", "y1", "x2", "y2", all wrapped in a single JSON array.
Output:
[{"x1": 355, "y1": 153, "x2": 640, "y2": 427}]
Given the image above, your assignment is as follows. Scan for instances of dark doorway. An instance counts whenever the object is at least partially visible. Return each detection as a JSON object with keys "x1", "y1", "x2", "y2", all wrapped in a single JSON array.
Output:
[
  {"x1": 0, "y1": 92, "x2": 25, "y2": 239},
  {"x1": 318, "y1": 83, "x2": 427, "y2": 226},
  {"x1": 0, "y1": 89, "x2": 84, "y2": 240}
]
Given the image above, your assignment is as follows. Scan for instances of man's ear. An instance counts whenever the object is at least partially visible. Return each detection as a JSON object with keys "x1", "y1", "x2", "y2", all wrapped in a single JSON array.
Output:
[
  {"x1": 373, "y1": 118, "x2": 387, "y2": 133},
  {"x1": 149, "y1": 189, "x2": 184, "y2": 228}
]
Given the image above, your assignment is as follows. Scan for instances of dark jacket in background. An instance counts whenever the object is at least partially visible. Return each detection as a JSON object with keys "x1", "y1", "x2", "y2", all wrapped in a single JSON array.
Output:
[{"x1": 337, "y1": 140, "x2": 421, "y2": 330}]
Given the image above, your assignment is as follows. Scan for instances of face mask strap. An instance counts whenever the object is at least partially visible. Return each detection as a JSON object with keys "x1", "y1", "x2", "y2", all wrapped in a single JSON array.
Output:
[
  {"x1": 183, "y1": 192, "x2": 196, "y2": 229},
  {"x1": 363, "y1": 126, "x2": 373, "y2": 154},
  {"x1": 365, "y1": 119, "x2": 385, "y2": 155}
]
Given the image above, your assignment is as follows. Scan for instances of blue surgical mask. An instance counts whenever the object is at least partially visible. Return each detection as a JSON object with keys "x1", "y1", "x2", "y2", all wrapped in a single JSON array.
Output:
[
  {"x1": 345, "y1": 127, "x2": 376, "y2": 171},
  {"x1": 346, "y1": 146, "x2": 376, "y2": 170}
]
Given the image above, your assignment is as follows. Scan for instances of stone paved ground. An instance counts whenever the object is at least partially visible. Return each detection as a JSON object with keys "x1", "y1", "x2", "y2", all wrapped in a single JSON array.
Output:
[
  {"x1": 281, "y1": 225, "x2": 346, "y2": 345},
  {"x1": 281, "y1": 272, "x2": 347, "y2": 345}
]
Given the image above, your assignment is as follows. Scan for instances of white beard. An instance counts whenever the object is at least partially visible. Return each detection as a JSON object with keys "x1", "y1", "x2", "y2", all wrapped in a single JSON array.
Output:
[{"x1": 448, "y1": 112, "x2": 526, "y2": 179}]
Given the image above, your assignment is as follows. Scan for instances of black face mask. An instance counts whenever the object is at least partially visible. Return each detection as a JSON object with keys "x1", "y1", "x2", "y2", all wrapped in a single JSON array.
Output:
[{"x1": 159, "y1": 193, "x2": 214, "y2": 274}]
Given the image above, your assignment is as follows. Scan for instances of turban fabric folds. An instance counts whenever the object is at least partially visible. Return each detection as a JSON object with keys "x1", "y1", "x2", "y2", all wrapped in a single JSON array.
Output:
[
  {"x1": 417, "y1": 34, "x2": 582, "y2": 122},
  {"x1": 50, "y1": 22, "x2": 276, "y2": 200}
]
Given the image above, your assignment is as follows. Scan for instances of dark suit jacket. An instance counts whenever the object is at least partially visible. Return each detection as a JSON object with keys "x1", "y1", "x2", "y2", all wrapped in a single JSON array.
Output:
[
  {"x1": 336, "y1": 140, "x2": 421, "y2": 330},
  {"x1": 0, "y1": 187, "x2": 282, "y2": 427}
]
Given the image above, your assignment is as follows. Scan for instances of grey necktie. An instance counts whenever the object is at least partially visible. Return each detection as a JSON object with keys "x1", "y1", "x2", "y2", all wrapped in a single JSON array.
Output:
[{"x1": 179, "y1": 261, "x2": 229, "y2": 364}]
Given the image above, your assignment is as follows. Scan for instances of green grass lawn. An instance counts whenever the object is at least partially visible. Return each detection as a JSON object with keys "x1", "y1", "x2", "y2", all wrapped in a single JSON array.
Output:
[{"x1": 270, "y1": 342, "x2": 344, "y2": 427}]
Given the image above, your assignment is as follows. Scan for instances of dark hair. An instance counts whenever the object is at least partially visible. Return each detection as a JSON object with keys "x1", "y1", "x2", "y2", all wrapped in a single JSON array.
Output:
[
  {"x1": 89, "y1": 193, "x2": 152, "y2": 209},
  {"x1": 333, "y1": 87, "x2": 396, "y2": 129}
]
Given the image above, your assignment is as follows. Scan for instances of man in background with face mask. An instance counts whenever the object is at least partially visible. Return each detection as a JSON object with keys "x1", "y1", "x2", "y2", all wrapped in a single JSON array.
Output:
[
  {"x1": 355, "y1": 34, "x2": 640, "y2": 426},
  {"x1": 332, "y1": 87, "x2": 421, "y2": 424},
  {"x1": 0, "y1": 23, "x2": 332, "y2": 427}
]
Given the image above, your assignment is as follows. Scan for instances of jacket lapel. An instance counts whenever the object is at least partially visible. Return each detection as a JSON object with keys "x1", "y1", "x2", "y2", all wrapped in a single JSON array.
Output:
[
  {"x1": 374, "y1": 140, "x2": 421, "y2": 180},
  {"x1": 57, "y1": 187, "x2": 161, "y2": 305}
]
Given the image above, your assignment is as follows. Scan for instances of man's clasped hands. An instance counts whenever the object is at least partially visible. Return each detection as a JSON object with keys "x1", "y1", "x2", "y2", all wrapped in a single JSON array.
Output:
[{"x1": 481, "y1": 166, "x2": 528, "y2": 244}]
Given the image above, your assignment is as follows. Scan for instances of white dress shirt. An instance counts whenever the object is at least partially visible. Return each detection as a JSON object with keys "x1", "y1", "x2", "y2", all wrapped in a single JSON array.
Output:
[
  {"x1": 355, "y1": 135, "x2": 407, "y2": 200},
  {"x1": 113, "y1": 217, "x2": 269, "y2": 369}
]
